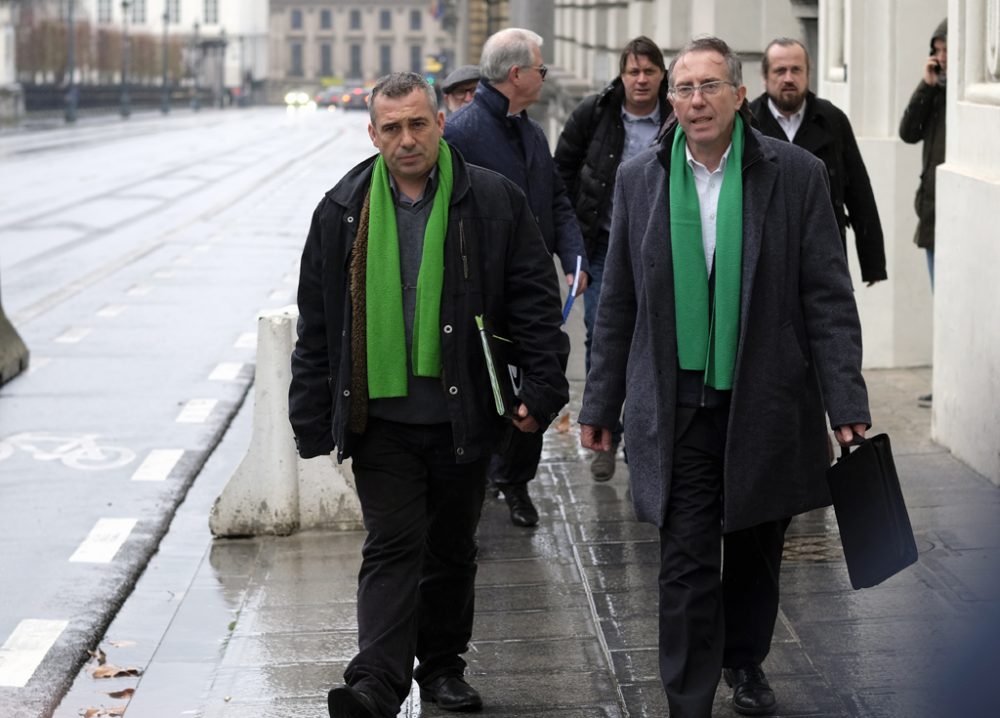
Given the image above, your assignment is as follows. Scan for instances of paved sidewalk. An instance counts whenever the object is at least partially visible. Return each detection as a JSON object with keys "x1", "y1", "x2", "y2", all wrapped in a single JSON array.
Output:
[{"x1": 53, "y1": 365, "x2": 1000, "y2": 718}]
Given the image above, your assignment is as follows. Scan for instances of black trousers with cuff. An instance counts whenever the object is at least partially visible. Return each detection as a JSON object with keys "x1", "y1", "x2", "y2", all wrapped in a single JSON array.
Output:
[
  {"x1": 343, "y1": 418, "x2": 488, "y2": 717},
  {"x1": 658, "y1": 406, "x2": 789, "y2": 718}
]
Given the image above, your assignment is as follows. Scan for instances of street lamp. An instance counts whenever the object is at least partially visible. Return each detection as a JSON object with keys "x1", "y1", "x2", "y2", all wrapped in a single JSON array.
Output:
[
  {"x1": 191, "y1": 21, "x2": 200, "y2": 111},
  {"x1": 64, "y1": 0, "x2": 77, "y2": 123},
  {"x1": 160, "y1": 9, "x2": 170, "y2": 114},
  {"x1": 120, "y1": 0, "x2": 131, "y2": 118}
]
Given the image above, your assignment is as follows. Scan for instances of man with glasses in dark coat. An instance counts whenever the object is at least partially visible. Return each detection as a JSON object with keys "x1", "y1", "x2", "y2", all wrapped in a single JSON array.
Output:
[{"x1": 445, "y1": 27, "x2": 589, "y2": 528}]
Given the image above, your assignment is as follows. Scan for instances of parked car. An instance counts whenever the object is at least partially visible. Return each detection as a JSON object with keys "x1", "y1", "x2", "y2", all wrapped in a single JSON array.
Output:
[
  {"x1": 315, "y1": 86, "x2": 344, "y2": 108},
  {"x1": 340, "y1": 85, "x2": 370, "y2": 110}
]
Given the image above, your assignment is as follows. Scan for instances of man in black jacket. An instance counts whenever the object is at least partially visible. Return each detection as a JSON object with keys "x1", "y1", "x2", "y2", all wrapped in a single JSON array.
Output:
[
  {"x1": 899, "y1": 19, "x2": 947, "y2": 291},
  {"x1": 445, "y1": 27, "x2": 588, "y2": 527},
  {"x1": 555, "y1": 35, "x2": 669, "y2": 481},
  {"x1": 749, "y1": 38, "x2": 887, "y2": 286},
  {"x1": 289, "y1": 72, "x2": 569, "y2": 718}
]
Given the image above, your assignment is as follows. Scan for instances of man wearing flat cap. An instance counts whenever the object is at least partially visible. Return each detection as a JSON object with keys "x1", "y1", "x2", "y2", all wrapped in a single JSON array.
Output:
[{"x1": 441, "y1": 64, "x2": 480, "y2": 114}]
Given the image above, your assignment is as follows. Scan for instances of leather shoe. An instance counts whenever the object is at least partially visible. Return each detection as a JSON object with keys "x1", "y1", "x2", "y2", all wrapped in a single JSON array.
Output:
[
  {"x1": 502, "y1": 484, "x2": 538, "y2": 527},
  {"x1": 723, "y1": 665, "x2": 777, "y2": 716},
  {"x1": 328, "y1": 685, "x2": 379, "y2": 718},
  {"x1": 591, "y1": 449, "x2": 616, "y2": 481},
  {"x1": 419, "y1": 674, "x2": 483, "y2": 712}
]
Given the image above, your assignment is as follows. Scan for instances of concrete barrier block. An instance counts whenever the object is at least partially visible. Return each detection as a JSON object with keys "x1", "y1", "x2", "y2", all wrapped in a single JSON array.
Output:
[
  {"x1": 0, "y1": 269, "x2": 29, "y2": 387},
  {"x1": 210, "y1": 306, "x2": 361, "y2": 537}
]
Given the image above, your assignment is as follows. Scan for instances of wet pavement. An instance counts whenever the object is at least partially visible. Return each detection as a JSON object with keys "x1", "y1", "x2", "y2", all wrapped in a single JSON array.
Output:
[{"x1": 50, "y1": 358, "x2": 1000, "y2": 718}]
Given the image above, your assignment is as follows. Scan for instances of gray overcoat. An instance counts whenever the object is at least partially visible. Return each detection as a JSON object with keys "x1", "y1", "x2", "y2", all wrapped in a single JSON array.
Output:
[{"x1": 578, "y1": 122, "x2": 871, "y2": 533}]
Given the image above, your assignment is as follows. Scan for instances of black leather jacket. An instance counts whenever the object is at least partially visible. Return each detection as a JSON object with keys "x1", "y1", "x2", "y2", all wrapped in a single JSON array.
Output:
[
  {"x1": 554, "y1": 77, "x2": 671, "y2": 256},
  {"x1": 289, "y1": 148, "x2": 569, "y2": 463}
]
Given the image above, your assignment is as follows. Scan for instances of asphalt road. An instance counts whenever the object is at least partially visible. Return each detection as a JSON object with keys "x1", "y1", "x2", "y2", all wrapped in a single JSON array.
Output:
[{"x1": 0, "y1": 105, "x2": 374, "y2": 718}]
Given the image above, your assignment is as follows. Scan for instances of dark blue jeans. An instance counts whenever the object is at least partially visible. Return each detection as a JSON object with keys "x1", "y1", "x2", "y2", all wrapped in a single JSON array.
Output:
[
  {"x1": 583, "y1": 238, "x2": 623, "y2": 449},
  {"x1": 345, "y1": 418, "x2": 488, "y2": 717}
]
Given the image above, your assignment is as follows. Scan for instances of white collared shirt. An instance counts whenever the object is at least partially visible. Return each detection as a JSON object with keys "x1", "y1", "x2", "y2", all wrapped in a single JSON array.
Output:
[
  {"x1": 767, "y1": 97, "x2": 805, "y2": 142},
  {"x1": 685, "y1": 143, "x2": 733, "y2": 276}
]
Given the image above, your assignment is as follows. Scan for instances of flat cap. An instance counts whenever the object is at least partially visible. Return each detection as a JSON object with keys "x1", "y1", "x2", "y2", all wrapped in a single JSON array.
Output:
[{"x1": 442, "y1": 65, "x2": 481, "y2": 94}]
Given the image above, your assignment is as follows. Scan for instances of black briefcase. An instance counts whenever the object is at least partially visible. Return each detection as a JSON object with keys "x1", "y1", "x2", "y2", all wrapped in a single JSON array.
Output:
[{"x1": 826, "y1": 433, "x2": 918, "y2": 589}]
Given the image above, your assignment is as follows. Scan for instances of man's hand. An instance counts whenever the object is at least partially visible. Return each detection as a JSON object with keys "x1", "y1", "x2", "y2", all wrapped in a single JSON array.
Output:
[
  {"x1": 923, "y1": 56, "x2": 942, "y2": 86},
  {"x1": 512, "y1": 403, "x2": 540, "y2": 433},
  {"x1": 566, "y1": 271, "x2": 590, "y2": 296},
  {"x1": 834, "y1": 423, "x2": 868, "y2": 446},
  {"x1": 580, "y1": 423, "x2": 612, "y2": 451}
]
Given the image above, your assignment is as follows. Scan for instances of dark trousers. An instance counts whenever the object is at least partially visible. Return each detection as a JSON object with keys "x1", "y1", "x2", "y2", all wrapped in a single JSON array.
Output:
[
  {"x1": 344, "y1": 418, "x2": 488, "y2": 717},
  {"x1": 658, "y1": 407, "x2": 789, "y2": 718},
  {"x1": 488, "y1": 427, "x2": 543, "y2": 488}
]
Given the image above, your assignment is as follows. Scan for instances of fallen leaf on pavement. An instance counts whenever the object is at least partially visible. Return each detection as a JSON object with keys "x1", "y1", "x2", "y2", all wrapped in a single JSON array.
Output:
[
  {"x1": 105, "y1": 688, "x2": 135, "y2": 699},
  {"x1": 92, "y1": 664, "x2": 142, "y2": 679},
  {"x1": 555, "y1": 412, "x2": 571, "y2": 433},
  {"x1": 107, "y1": 640, "x2": 136, "y2": 649}
]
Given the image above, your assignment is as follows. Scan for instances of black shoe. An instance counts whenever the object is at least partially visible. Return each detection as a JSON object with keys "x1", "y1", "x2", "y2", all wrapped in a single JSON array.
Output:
[
  {"x1": 591, "y1": 449, "x2": 616, "y2": 481},
  {"x1": 918, "y1": 393, "x2": 933, "y2": 408},
  {"x1": 723, "y1": 665, "x2": 777, "y2": 716},
  {"x1": 419, "y1": 674, "x2": 483, "y2": 712},
  {"x1": 486, "y1": 476, "x2": 502, "y2": 499},
  {"x1": 502, "y1": 485, "x2": 538, "y2": 527},
  {"x1": 328, "y1": 685, "x2": 379, "y2": 718}
]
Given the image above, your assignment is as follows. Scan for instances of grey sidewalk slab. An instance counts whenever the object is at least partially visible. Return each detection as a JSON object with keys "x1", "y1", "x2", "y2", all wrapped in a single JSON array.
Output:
[{"x1": 53, "y1": 366, "x2": 1000, "y2": 718}]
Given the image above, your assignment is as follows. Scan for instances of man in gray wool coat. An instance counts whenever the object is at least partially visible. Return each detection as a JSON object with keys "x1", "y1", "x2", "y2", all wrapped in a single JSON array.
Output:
[{"x1": 579, "y1": 37, "x2": 871, "y2": 718}]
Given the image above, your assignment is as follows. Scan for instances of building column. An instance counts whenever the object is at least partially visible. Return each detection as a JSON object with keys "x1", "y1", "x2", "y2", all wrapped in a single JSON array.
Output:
[
  {"x1": 933, "y1": 0, "x2": 1000, "y2": 484},
  {"x1": 0, "y1": 1, "x2": 24, "y2": 125}
]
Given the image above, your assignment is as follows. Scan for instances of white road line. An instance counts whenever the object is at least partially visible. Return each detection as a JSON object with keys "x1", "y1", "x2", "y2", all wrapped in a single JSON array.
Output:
[
  {"x1": 208, "y1": 362, "x2": 244, "y2": 381},
  {"x1": 234, "y1": 332, "x2": 257, "y2": 349},
  {"x1": 175, "y1": 398, "x2": 218, "y2": 423},
  {"x1": 96, "y1": 304, "x2": 126, "y2": 318},
  {"x1": 131, "y1": 449, "x2": 185, "y2": 482},
  {"x1": 127, "y1": 283, "x2": 153, "y2": 296},
  {"x1": 55, "y1": 327, "x2": 91, "y2": 344},
  {"x1": 0, "y1": 619, "x2": 70, "y2": 688},
  {"x1": 69, "y1": 518, "x2": 137, "y2": 563},
  {"x1": 27, "y1": 357, "x2": 51, "y2": 374}
]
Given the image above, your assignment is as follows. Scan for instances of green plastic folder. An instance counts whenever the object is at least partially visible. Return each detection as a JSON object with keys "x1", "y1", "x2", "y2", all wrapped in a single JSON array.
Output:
[{"x1": 475, "y1": 315, "x2": 520, "y2": 418}]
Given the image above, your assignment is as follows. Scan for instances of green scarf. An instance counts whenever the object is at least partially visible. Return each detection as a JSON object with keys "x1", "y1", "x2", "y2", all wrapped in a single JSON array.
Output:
[
  {"x1": 365, "y1": 139, "x2": 453, "y2": 399},
  {"x1": 669, "y1": 113, "x2": 744, "y2": 390}
]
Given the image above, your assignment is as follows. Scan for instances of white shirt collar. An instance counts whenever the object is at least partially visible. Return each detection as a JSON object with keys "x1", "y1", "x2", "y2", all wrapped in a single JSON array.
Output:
[{"x1": 766, "y1": 96, "x2": 806, "y2": 142}]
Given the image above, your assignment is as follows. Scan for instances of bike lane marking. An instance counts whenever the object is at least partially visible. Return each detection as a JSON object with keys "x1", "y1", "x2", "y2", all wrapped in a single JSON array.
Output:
[
  {"x1": 69, "y1": 518, "x2": 138, "y2": 564},
  {"x1": 55, "y1": 327, "x2": 92, "y2": 344},
  {"x1": 27, "y1": 357, "x2": 51, "y2": 374},
  {"x1": 96, "y1": 304, "x2": 127, "y2": 318},
  {"x1": 233, "y1": 332, "x2": 257, "y2": 349},
  {"x1": 131, "y1": 449, "x2": 185, "y2": 482},
  {"x1": 209, "y1": 362, "x2": 244, "y2": 381},
  {"x1": 175, "y1": 398, "x2": 218, "y2": 424},
  {"x1": 0, "y1": 619, "x2": 70, "y2": 688}
]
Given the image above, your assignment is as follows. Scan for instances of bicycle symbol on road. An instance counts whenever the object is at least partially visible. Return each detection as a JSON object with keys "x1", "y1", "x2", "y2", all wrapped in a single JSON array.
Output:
[{"x1": 0, "y1": 432, "x2": 136, "y2": 471}]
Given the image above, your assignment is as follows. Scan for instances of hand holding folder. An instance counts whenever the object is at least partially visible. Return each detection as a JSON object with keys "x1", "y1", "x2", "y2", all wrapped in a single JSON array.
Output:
[{"x1": 475, "y1": 315, "x2": 521, "y2": 418}]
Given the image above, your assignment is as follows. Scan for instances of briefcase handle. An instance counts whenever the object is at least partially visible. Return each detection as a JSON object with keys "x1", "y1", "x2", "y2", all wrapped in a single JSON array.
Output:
[{"x1": 837, "y1": 434, "x2": 867, "y2": 462}]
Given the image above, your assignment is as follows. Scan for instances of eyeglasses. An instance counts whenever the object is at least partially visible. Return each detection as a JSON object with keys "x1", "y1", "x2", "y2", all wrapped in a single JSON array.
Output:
[
  {"x1": 668, "y1": 80, "x2": 735, "y2": 100},
  {"x1": 530, "y1": 64, "x2": 548, "y2": 79}
]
